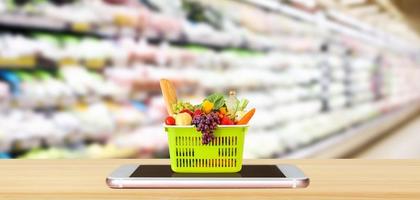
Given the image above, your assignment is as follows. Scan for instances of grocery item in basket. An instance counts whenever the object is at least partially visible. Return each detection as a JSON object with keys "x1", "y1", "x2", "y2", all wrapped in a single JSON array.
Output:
[{"x1": 161, "y1": 86, "x2": 255, "y2": 144}]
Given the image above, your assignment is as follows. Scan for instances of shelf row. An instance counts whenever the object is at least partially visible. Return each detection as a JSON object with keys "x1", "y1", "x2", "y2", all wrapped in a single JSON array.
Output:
[{"x1": 0, "y1": 0, "x2": 323, "y2": 52}]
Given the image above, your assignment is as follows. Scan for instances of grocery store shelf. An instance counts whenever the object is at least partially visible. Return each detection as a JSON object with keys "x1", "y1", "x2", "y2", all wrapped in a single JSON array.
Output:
[
  {"x1": 281, "y1": 103, "x2": 420, "y2": 158},
  {"x1": 238, "y1": 0, "x2": 415, "y2": 52},
  {"x1": 0, "y1": 14, "x2": 266, "y2": 52},
  {"x1": 0, "y1": 15, "x2": 108, "y2": 38}
]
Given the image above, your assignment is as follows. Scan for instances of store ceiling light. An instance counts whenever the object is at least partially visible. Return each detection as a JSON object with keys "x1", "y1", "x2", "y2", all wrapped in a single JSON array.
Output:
[
  {"x1": 290, "y1": 0, "x2": 317, "y2": 8},
  {"x1": 362, "y1": 13, "x2": 391, "y2": 23},
  {"x1": 339, "y1": 0, "x2": 366, "y2": 6},
  {"x1": 347, "y1": 5, "x2": 380, "y2": 16}
]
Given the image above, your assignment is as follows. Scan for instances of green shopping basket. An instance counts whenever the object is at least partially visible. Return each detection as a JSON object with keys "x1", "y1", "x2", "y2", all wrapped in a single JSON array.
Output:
[{"x1": 165, "y1": 125, "x2": 248, "y2": 173}]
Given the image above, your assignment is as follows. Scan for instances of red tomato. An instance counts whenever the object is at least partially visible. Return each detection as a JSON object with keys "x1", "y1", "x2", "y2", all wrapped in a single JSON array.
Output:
[
  {"x1": 165, "y1": 116, "x2": 176, "y2": 125},
  {"x1": 221, "y1": 116, "x2": 234, "y2": 125},
  {"x1": 193, "y1": 109, "x2": 203, "y2": 117}
]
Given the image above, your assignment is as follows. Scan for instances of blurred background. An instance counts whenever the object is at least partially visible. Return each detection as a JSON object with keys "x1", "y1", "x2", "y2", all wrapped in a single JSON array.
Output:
[{"x1": 0, "y1": 0, "x2": 420, "y2": 159}]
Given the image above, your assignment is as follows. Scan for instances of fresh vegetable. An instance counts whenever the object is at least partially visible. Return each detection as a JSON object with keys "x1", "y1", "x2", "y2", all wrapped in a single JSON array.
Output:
[
  {"x1": 219, "y1": 107, "x2": 227, "y2": 115},
  {"x1": 225, "y1": 91, "x2": 239, "y2": 118},
  {"x1": 218, "y1": 112, "x2": 224, "y2": 119},
  {"x1": 235, "y1": 110, "x2": 246, "y2": 122},
  {"x1": 205, "y1": 93, "x2": 225, "y2": 110},
  {"x1": 163, "y1": 91, "x2": 253, "y2": 144},
  {"x1": 172, "y1": 101, "x2": 194, "y2": 114},
  {"x1": 236, "y1": 108, "x2": 256, "y2": 125},
  {"x1": 202, "y1": 100, "x2": 214, "y2": 114},
  {"x1": 237, "y1": 99, "x2": 249, "y2": 111},
  {"x1": 175, "y1": 113, "x2": 192, "y2": 125},
  {"x1": 221, "y1": 116, "x2": 234, "y2": 125},
  {"x1": 165, "y1": 116, "x2": 176, "y2": 125}
]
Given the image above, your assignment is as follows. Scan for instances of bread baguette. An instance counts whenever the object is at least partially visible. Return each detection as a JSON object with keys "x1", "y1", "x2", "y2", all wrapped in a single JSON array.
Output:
[{"x1": 159, "y1": 79, "x2": 177, "y2": 115}]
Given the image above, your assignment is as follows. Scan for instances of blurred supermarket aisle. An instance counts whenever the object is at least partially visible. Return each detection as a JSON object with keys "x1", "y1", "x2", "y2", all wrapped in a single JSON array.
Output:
[
  {"x1": 1, "y1": 0, "x2": 420, "y2": 159},
  {"x1": 355, "y1": 114, "x2": 420, "y2": 159}
]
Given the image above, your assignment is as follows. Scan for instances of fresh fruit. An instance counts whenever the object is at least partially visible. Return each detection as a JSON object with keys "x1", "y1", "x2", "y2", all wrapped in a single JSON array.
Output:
[
  {"x1": 175, "y1": 113, "x2": 192, "y2": 125},
  {"x1": 218, "y1": 112, "x2": 224, "y2": 119},
  {"x1": 202, "y1": 100, "x2": 214, "y2": 114},
  {"x1": 172, "y1": 101, "x2": 194, "y2": 114},
  {"x1": 165, "y1": 116, "x2": 176, "y2": 125},
  {"x1": 193, "y1": 109, "x2": 203, "y2": 116},
  {"x1": 180, "y1": 109, "x2": 193, "y2": 117},
  {"x1": 163, "y1": 92, "x2": 254, "y2": 142},
  {"x1": 221, "y1": 116, "x2": 234, "y2": 125},
  {"x1": 192, "y1": 112, "x2": 220, "y2": 144},
  {"x1": 219, "y1": 107, "x2": 227, "y2": 115},
  {"x1": 236, "y1": 108, "x2": 256, "y2": 125}
]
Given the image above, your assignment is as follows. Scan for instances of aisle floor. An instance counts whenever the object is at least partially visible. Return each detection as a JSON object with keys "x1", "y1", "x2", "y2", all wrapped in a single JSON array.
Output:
[{"x1": 356, "y1": 114, "x2": 420, "y2": 158}]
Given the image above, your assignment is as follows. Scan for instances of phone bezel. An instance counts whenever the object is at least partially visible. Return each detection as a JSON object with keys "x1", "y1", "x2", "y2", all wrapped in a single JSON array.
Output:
[{"x1": 106, "y1": 164, "x2": 309, "y2": 188}]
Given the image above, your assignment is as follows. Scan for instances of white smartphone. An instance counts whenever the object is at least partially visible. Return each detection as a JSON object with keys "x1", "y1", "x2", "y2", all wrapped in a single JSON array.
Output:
[{"x1": 106, "y1": 164, "x2": 309, "y2": 188}]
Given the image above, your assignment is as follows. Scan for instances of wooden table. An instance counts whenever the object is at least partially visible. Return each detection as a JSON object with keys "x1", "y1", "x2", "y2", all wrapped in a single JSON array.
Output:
[{"x1": 1, "y1": 159, "x2": 420, "y2": 200}]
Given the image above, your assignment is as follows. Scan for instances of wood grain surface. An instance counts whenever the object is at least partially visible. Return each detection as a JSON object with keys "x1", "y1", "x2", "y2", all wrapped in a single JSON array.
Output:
[{"x1": 0, "y1": 159, "x2": 419, "y2": 200}]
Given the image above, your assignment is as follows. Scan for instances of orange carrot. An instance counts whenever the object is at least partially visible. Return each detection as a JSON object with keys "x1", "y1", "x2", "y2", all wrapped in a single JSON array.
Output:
[{"x1": 236, "y1": 108, "x2": 256, "y2": 125}]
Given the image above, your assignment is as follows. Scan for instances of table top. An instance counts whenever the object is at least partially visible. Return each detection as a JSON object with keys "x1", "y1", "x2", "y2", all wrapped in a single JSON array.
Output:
[{"x1": 1, "y1": 159, "x2": 420, "y2": 200}]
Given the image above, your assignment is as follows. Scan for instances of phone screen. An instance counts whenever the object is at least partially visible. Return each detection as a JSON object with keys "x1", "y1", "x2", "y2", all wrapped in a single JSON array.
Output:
[{"x1": 130, "y1": 165, "x2": 286, "y2": 178}]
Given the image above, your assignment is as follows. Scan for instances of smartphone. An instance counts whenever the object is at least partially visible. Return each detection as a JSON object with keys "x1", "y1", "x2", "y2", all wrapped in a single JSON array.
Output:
[{"x1": 106, "y1": 164, "x2": 309, "y2": 188}]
